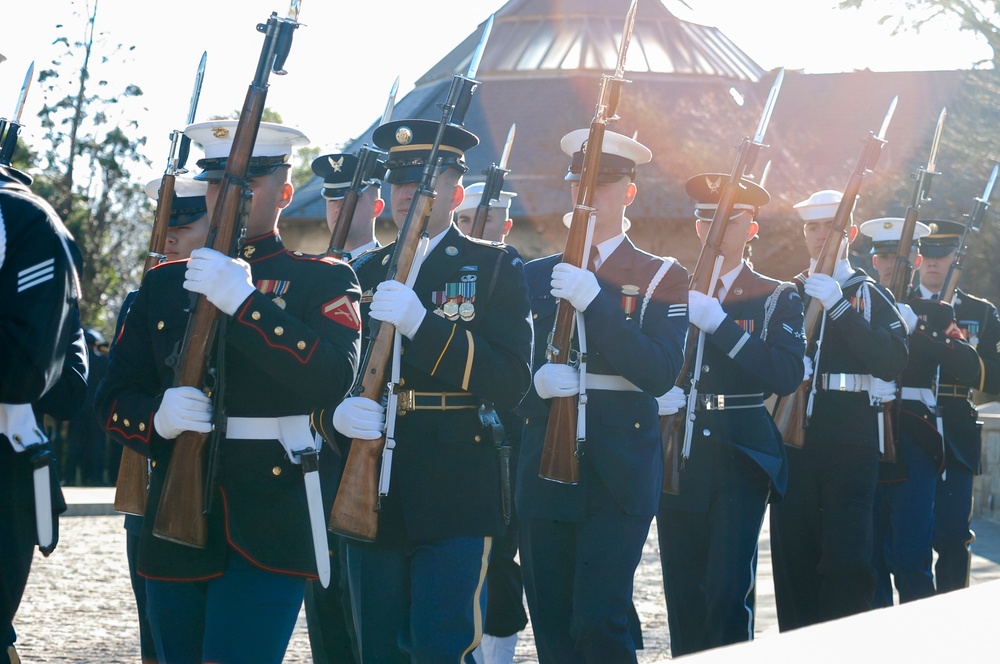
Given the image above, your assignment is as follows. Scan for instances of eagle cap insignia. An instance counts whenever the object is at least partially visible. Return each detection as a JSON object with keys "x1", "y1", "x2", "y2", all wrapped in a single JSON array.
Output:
[
  {"x1": 395, "y1": 126, "x2": 413, "y2": 145},
  {"x1": 928, "y1": 222, "x2": 939, "y2": 233},
  {"x1": 212, "y1": 127, "x2": 230, "y2": 138},
  {"x1": 883, "y1": 221, "x2": 893, "y2": 229},
  {"x1": 328, "y1": 156, "x2": 344, "y2": 172},
  {"x1": 706, "y1": 176, "x2": 722, "y2": 194}
]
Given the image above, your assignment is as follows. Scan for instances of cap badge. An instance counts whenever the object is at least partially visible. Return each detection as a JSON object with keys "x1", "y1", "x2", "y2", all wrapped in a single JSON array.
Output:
[
  {"x1": 328, "y1": 156, "x2": 344, "y2": 172},
  {"x1": 883, "y1": 221, "x2": 893, "y2": 229},
  {"x1": 395, "y1": 126, "x2": 413, "y2": 145},
  {"x1": 212, "y1": 126, "x2": 230, "y2": 138},
  {"x1": 706, "y1": 175, "x2": 722, "y2": 194},
  {"x1": 928, "y1": 222, "x2": 938, "y2": 233}
]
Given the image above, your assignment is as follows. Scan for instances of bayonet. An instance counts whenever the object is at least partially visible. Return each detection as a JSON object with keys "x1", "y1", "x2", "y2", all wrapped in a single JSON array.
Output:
[
  {"x1": 753, "y1": 68, "x2": 784, "y2": 145},
  {"x1": 12, "y1": 61, "x2": 33, "y2": 123},
  {"x1": 380, "y1": 76, "x2": 399, "y2": 126},
  {"x1": 877, "y1": 96, "x2": 898, "y2": 141},
  {"x1": 287, "y1": 0, "x2": 302, "y2": 21},
  {"x1": 173, "y1": 52, "x2": 207, "y2": 175},
  {"x1": 467, "y1": 14, "x2": 495, "y2": 80},
  {"x1": 926, "y1": 106, "x2": 946, "y2": 173},
  {"x1": 615, "y1": 0, "x2": 639, "y2": 79},
  {"x1": 186, "y1": 53, "x2": 207, "y2": 126},
  {"x1": 0, "y1": 61, "x2": 35, "y2": 165},
  {"x1": 969, "y1": 163, "x2": 998, "y2": 233},
  {"x1": 498, "y1": 123, "x2": 516, "y2": 171}
]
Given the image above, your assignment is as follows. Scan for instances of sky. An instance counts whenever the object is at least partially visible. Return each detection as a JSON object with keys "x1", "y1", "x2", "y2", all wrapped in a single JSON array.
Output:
[{"x1": 1, "y1": 0, "x2": 992, "y2": 184}]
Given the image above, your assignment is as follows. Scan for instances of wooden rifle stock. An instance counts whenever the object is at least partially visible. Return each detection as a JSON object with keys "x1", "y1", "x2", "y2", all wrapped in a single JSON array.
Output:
[
  {"x1": 115, "y1": 52, "x2": 207, "y2": 516},
  {"x1": 941, "y1": 165, "x2": 997, "y2": 303},
  {"x1": 771, "y1": 121, "x2": 891, "y2": 449},
  {"x1": 325, "y1": 147, "x2": 386, "y2": 259},
  {"x1": 153, "y1": 10, "x2": 300, "y2": 547},
  {"x1": 540, "y1": 1, "x2": 636, "y2": 484},
  {"x1": 114, "y1": 175, "x2": 176, "y2": 516},
  {"x1": 329, "y1": 192, "x2": 433, "y2": 541},
  {"x1": 661, "y1": 145, "x2": 765, "y2": 493},
  {"x1": 329, "y1": 18, "x2": 492, "y2": 537},
  {"x1": 661, "y1": 67, "x2": 785, "y2": 493}
]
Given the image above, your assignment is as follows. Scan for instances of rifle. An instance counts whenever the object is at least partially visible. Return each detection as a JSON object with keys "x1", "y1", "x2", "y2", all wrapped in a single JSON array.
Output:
[
  {"x1": 771, "y1": 96, "x2": 897, "y2": 449},
  {"x1": 878, "y1": 107, "x2": 946, "y2": 462},
  {"x1": 114, "y1": 51, "x2": 206, "y2": 517},
  {"x1": 324, "y1": 76, "x2": 397, "y2": 259},
  {"x1": 328, "y1": 14, "x2": 495, "y2": 541},
  {"x1": 469, "y1": 123, "x2": 515, "y2": 240},
  {"x1": 0, "y1": 61, "x2": 33, "y2": 166},
  {"x1": 660, "y1": 68, "x2": 784, "y2": 495},
  {"x1": 941, "y1": 164, "x2": 998, "y2": 303},
  {"x1": 152, "y1": 5, "x2": 302, "y2": 547},
  {"x1": 539, "y1": 0, "x2": 637, "y2": 485}
]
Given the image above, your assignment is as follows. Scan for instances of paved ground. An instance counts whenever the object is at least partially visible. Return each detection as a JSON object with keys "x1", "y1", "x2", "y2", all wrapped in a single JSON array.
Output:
[{"x1": 9, "y1": 488, "x2": 1000, "y2": 662}]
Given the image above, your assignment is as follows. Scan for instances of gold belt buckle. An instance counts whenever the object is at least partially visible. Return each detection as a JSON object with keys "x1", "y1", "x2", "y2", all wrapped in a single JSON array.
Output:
[{"x1": 396, "y1": 388, "x2": 415, "y2": 415}]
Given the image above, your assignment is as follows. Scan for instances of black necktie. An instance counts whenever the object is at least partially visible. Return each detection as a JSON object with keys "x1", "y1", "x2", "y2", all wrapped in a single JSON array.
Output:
[
  {"x1": 588, "y1": 246, "x2": 599, "y2": 271},
  {"x1": 931, "y1": 293, "x2": 939, "y2": 301}
]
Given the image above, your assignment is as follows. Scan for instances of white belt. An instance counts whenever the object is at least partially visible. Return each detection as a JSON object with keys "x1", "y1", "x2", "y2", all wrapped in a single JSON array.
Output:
[
  {"x1": 226, "y1": 416, "x2": 317, "y2": 464},
  {"x1": 901, "y1": 387, "x2": 937, "y2": 409},
  {"x1": 585, "y1": 374, "x2": 642, "y2": 392},
  {"x1": 820, "y1": 373, "x2": 872, "y2": 393}
]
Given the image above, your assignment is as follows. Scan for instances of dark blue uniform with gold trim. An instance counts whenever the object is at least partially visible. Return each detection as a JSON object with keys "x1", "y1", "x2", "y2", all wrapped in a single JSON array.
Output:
[
  {"x1": 658, "y1": 263, "x2": 804, "y2": 656},
  {"x1": 770, "y1": 267, "x2": 908, "y2": 631},
  {"x1": 872, "y1": 290, "x2": 979, "y2": 606},
  {"x1": 934, "y1": 288, "x2": 1000, "y2": 592},
  {"x1": 515, "y1": 237, "x2": 688, "y2": 663},
  {"x1": 316, "y1": 224, "x2": 532, "y2": 664},
  {"x1": 96, "y1": 231, "x2": 361, "y2": 581}
]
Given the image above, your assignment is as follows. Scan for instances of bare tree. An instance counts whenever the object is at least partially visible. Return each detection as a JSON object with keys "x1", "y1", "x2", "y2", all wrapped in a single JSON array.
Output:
[{"x1": 839, "y1": 0, "x2": 1000, "y2": 68}]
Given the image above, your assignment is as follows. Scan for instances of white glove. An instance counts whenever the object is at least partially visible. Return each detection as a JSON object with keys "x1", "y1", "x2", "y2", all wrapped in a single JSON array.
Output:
[
  {"x1": 183, "y1": 247, "x2": 255, "y2": 315},
  {"x1": 655, "y1": 385, "x2": 688, "y2": 416},
  {"x1": 369, "y1": 280, "x2": 427, "y2": 339},
  {"x1": 533, "y1": 363, "x2": 580, "y2": 400},
  {"x1": 550, "y1": 262, "x2": 601, "y2": 312},
  {"x1": 332, "y1": 397, "x2": 386, "y2": 440},
  {"x1": 804, "y1": 273, "x2": 844, "y2": 310},
  {"x1": 897, "y1": 302, "x2": 918, "y2": 333},
  {"x1": 153, "y1": 386, "x2": 213, "y2": 440},
  {"x1": 802, "y1": 356, "x2": 814, "y2": 382},
  {"x1": 688, "y1": 290, "x2": 727, "y2": 334},
  {"x1": 870, "y1": 378, "x2": 897, "y2": 404}
]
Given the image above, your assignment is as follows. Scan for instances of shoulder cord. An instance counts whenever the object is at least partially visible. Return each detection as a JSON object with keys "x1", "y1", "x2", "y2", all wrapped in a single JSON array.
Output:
[{"x1": 639, "y1": 257, "x2": 675, "y2": 329}]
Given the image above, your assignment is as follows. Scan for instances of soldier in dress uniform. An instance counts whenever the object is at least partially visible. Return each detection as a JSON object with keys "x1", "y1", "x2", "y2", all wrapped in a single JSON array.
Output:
[
  {"x1": 915, "y1": 220, "x2": 1000, "y2": 593},
  {"x1": 455, "y1": 184, "x2": 530, "y2": 664},
  {"x1": 1, "y1": 163, "x2": 83, "y2": 664},
  {"x1": 304, "y1": 151, "x2": 389, "y2": 664},
  {"x1": 769, "y1": 190, "x2": 908, "y2": 631},
  {"x1": 95, "y1": 121, "x2": 362, "y2": 664},
  {"x1": 116, "y1": 175, "x2": 209, "y2": 664},
  {"x1": 515, "y1": 130, "x2": 688, "y2": 663},
  {"x1": 319, "y1": 118, "x2": 532, "y2": 663},
  {"x1": 657, "y1": 174, "x2": 805, "y2": 656},
  {"x1": 312, "y1": 151, "x2": 385, "y2": 260},
  {"x1": 861, "y1": 217, "x2": 981, "y2": 605}
]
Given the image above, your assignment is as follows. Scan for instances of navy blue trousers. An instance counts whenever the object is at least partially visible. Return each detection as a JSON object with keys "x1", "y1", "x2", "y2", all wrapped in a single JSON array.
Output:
[
  {"x1": 770, "y1": 442, "x2": 879, "y2": 631},
  {"x1": 145, "y1": 553, "x2": 305, "y2": 664},
  {"x1": 933, "y1": 456, "x2": 976, "y2": 593},
  {"x1": 658, "y1": 441, "x2": 770, "y2": 656},
  {"x1": 345, "y1": 537, "x2": 491, "y2": 664},
  {"x1": 519, "y1": 497, "x2": 650, "y2": 664},
  {"x1": 872, "y1": 436, "x2": 938, "y2": 606}
]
